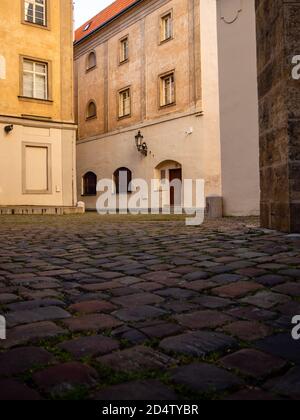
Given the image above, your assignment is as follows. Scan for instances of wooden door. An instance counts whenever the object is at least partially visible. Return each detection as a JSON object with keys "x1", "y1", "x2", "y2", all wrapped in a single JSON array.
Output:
[{"x1": 169, "y1": 168, "x2": 182, "y2": 206}]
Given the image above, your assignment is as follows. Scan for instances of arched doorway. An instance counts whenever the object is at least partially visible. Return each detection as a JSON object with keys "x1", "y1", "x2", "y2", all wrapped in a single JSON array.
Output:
[
  {"x1": 155, "y1": 160, "x2": 182, "y2": 207},
  {"x1": 113, "y1": 167, "x2": 132, "y2": 194}
]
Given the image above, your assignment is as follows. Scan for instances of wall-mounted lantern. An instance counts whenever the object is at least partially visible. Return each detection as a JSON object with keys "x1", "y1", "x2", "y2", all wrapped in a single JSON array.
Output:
[{"x1": 135, "y1": 130, "x2": 148, "y2": 156}]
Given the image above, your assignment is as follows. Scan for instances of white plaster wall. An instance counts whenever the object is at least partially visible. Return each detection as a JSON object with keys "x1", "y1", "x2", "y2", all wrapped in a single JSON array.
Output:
[
  {"x1": 77, "y1": 112, "x2": 222, "y2": 210},
  {"x1": 0, "y1": 123, "x2": 76, "y2": 206},
  {"x1": 199, "y1": 0, "x2": 222, "y2": 198},
  {"x1": 217, "y1": 0, "x2": 260, "y2": 216}
]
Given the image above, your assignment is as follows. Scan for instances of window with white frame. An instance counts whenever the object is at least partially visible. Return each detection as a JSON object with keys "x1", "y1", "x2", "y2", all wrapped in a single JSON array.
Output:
[
  {"x1": 118, "y1": 88, "x2": 131, "y2": 118},
  {"x1": 23, "y1": 59, "x2": 48, "y2": 100},
  {"x1": 160, "y1": 72, "x2": 175, "y2": 107},
  {"x1": 120, "y1": 37, "x2": 129, "y2": 63},
  {"x1": 24, "y1": 0, "x2": 47, "y2": 26},
  {"x1": 0, "y1": 55, "x2": 6, "y2": 80},
  {"x1": 161, "y1": 12, "x2": 173, "y2": 42}
]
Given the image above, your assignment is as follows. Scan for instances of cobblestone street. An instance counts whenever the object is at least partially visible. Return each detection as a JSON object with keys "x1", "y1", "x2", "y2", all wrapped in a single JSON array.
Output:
[{"x1": 0, "y1": 214, "x2": 299, "y2": 400}]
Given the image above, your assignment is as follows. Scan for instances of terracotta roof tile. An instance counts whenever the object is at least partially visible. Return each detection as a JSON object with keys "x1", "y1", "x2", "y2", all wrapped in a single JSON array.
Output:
[{"x1": 75, "y1": 0, "x2": 140, "y2": 43}]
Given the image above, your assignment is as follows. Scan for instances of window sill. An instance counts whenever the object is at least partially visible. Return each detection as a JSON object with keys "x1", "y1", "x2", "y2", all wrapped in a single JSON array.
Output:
[
  {"x1": 22, "y1": 21, "x2": 50, "y2": 31},
  {"x1": 86, "y1": 65, "x2": 97, "y2": 73},
  {"x1": 118, "y1": 114, "x2": 131, "y2": 121},
  {"x1": 159, "y1": 102, "x2": 176, "y2": 110},
  {"x1": 86, "y1": 115, "x2": 97, "y2": 121},
  {"x1": 159, "y1": 36, "x2": 173, "y2": 46},
  {"x1": 119, "y1": 59, "x2": 129, "y2": 66},
  {"x1": 18, "y1": 96, "x2": 53, "y2": 105}
]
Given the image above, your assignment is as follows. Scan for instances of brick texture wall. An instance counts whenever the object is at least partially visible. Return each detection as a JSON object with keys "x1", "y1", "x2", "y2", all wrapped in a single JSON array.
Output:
[{"x1": 256, "y1": 0, "x2": 300, "y2": 232}]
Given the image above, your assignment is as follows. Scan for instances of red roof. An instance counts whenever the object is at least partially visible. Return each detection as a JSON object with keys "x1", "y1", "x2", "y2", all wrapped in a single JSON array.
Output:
[{"x1": 75, "y1": 0, "x2": 140, "y2": 43}]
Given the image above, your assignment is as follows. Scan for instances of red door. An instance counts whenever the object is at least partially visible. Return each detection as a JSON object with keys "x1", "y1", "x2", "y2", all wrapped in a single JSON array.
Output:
[{"x1": 169, "y1": 168, "x2": 182, "y2": 206}]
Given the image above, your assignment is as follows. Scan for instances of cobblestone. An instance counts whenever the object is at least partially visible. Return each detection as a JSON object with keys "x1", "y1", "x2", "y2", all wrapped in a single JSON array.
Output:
[
  {"x1": 171, "y1": 363, "x2": 243, "y2": 394},
  {"x1": 0, "y1": 214, "x2": 299, "y2": 400},
  {"x1": 97, "y1": 346, "x2": 176, "y2": 372},
  {"x1": 220, "y1": 349, "x2": 286, "y2": 378}
]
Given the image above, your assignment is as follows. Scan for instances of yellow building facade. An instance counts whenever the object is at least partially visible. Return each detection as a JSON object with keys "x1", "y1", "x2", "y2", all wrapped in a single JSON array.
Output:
[{"x1": 0, "y1": 0, "x2": 78, "y2": 213}]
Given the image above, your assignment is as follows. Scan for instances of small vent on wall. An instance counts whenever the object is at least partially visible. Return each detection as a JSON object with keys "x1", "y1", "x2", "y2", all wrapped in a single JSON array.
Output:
[{"x1": 220, "y1": 0, "x2": 243, "y2": 24}]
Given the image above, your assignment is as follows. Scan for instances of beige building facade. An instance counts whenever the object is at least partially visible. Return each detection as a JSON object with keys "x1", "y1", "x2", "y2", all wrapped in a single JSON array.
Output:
[
  {"x1": 74, "y1": 0, "x2": 260, "y2": 216},
  {"x1": 0, "y1": 0, "x2": 78, "y2": 213},
  {"x1": 217, "y1": 0, "x2": 260, "y2": 216}
]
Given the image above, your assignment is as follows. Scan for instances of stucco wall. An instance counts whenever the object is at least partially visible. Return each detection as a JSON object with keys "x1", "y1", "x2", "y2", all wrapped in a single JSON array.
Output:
[
  {"x1": 0, "y1": 121, "x2": 76, "y2": 206},
  {"x1": 0, "y1": 0, "x2": 77, "y2": 207},
  {"x1": 75, "y1": 0, "x2": 260, "y2": 215},
  {"x1": 217, "y1": 0, "x2": 260, "y2": 216},
  {"x1": 75, "y1": 0, "x2": 202, "y2": 139},
  {"x1": 75, "y1": 0, "x2": 222, "y2": 211},
  {"x1": 77, "y1": 113, "x2": 221, "y2": 210},
  {"x1": 0, "y1": 0, "x2": 74, "y2": 122}
]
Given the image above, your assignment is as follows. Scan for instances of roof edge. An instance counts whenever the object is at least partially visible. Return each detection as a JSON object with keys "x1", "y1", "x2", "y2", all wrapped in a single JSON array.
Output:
[{"x1": 74, "y1": 0, "x2": 144, "y2": 46}]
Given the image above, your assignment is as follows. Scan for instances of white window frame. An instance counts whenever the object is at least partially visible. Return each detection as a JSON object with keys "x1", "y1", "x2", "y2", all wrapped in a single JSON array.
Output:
[
  {"x1": 24, "y1": 0, "x2": 47, "y2": 26},
  {"x1": 23, "y1": 59, "x2": 48, "y2": 100},
  {"x1": 161, "y1": 12, "x2": 173, "y2": 42},
  {"x1": 0, "y1": 55, "x2": 6, "y2": 80},
  {"x1": 120, "y1": 37, "x2": 129, "y2": 63},
  {"x1": 160, "y1": 72, "x2": 175, "y2": 107},
  {"x1": 118, "y1": 88, "x2": 131, "y2": 118}
]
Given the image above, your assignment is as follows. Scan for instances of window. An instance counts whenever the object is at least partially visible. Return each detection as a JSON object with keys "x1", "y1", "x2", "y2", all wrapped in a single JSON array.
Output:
[
  {"x1": 87, "y1": 51, "x2": 96, "y2": 70},
  {"x1": 0, "y1": 55, "x2": 6, "y2": 80},
  {"x1": 118, "y1": 88, "x2": 131, "y2": 118},
  {"x1": 114, "y1": 168, "x2": 132, "y2": 194},
  {"x1": 161, "y1": 12, "x2": 173, "y2": 42},
  {"x1": 160, "y1": 72, "x2": 175, "y2": 107},
  {"x1": 23, "y1": 59, "x2": 48, "y2": 100},
  {"x1": 24, "y1": 0, "x2": 47, "y2": 26},
  {"x1": 83, "y1": 172, "x2": 97, "y2": 196},
  {"x1": 84, "y1": 22, "x2": 92, "y2": 31},
  {"x1": 120, "y1": 37, "x2": 129, "y2": 63},
  {"x1": 86, "y1": 101, "x2": 97, "y2": 119}
]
